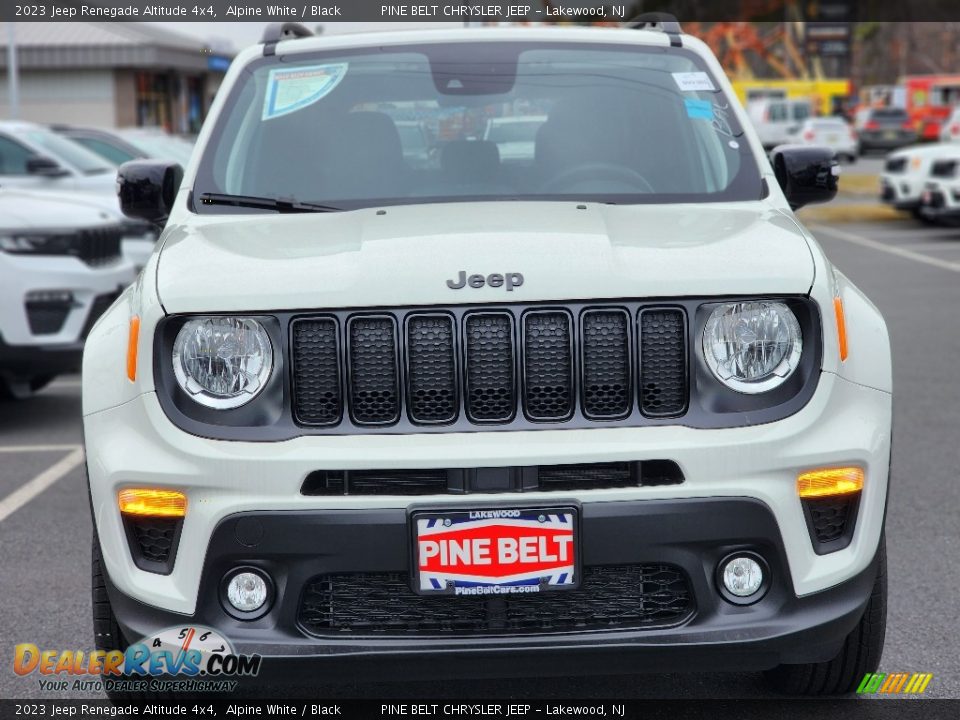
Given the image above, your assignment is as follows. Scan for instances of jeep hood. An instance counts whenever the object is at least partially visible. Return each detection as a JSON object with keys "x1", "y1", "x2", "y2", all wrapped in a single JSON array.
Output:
[
  {"x1": 0, "y1": 189, "x2": 116, "y2": 230},
  {"x1": 157, "y1": 202, "x2": 815, "y2": 313}
]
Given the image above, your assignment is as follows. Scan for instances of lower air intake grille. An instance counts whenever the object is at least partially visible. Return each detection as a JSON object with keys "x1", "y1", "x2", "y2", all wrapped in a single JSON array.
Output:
[
  {"x1": 298, "y1": 564, "x2": 692, "y2": 636},
  {"x1": 537, "y1": 462, "x2": 634, "y2": 491},
  {"x1": 639, "y1": 310, "x2": 687, "y2": 417}
]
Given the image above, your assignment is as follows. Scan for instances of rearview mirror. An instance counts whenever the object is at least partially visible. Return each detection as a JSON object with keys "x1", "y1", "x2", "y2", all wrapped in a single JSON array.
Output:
[
  {"x1": 26, "y1": 156, "x2": 69, "y2": 178},
  {"x1": 117, "y1": 160, "x2": 183, "y2": 224},
  {"x1": 770, "y1": 145, "x2": 839, "y2": 211}
]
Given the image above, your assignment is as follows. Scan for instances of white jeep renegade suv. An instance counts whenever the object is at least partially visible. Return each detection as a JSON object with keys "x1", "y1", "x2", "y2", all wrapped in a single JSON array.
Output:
[{"x1": 83, "y1": 20, "x2": 892, "y2": 695}]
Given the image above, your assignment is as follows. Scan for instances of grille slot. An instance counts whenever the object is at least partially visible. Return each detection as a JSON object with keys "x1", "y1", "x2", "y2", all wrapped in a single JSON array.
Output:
[
  {"x1": 348, "y1": 316, "x2": 400, "y2": 425},
  {"x1": 406, "y1": 315, "x2": 458, "y2": 424},
  {"x1": 78, "y1": 227, "x2": 122, "y2": 267},
  {"x1": 301, "y1": 461, "x2": 684, "y2": 496},
  {"x1": 639, "y1": 309, "x2": 687, "y2": 417},
  {"x1": 580, "y1": 309, "x2": 631, "y2": 419},
  {"x1": 299, "y1": 564, "x2": 693, "y2": 636},
  {"x1": 292, "y1": 318, "x2": 342, "y2": 425},
  {"x1": 522, "y1": 311, "x2": 574, "y2": 420},
  {"x1": 538, "y1": 462, "x2": 635, "y2": 491},
  {"x1": 464, "y1": 313, "x2": 516, "y2": 422}
]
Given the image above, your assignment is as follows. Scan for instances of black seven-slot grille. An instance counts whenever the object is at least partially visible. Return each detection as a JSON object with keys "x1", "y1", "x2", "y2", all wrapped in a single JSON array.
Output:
[
  {"x1": 291, "y1": 305, "x2": 687, "y2": 430},
  {"x1": 298, "y1": 564, "x2": 693, "y2": 636}
]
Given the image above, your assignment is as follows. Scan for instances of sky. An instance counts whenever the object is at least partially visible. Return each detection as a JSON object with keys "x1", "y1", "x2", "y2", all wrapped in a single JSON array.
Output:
[{"x1": 155, "y1": 21, "x2": 462, "y2": 52}]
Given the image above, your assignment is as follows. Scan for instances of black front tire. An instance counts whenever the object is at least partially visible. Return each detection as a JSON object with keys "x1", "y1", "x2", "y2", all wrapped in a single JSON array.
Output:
[{"x1": 764, "y1": 537, "x2": 887, "y2": 695}]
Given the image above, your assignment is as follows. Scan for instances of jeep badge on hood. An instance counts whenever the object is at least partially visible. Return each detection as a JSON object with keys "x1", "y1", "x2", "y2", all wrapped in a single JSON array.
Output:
[{"x1": 447, "y1": 271, "x2": 524, "y2": 291}]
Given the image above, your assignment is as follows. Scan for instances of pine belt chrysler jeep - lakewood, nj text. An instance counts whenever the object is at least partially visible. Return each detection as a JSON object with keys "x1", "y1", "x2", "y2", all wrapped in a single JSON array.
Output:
[{"x1": 82, "y1": 19, "x2": 892, "y2": 695}]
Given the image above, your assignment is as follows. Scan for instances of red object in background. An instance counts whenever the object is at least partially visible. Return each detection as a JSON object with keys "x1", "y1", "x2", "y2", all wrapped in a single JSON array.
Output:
[
  {"x1": 902, "y1": 74, "x2": 960, "y2": 140},
  {"x1": 864, "y1": 120, "x2": 880, "y2": 130},
  {"x1": 803, "y1": 130, "x2": 815, "y2": 141}
]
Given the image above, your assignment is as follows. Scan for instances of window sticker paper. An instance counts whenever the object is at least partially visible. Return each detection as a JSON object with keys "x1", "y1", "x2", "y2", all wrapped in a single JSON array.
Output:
[
  {"x1": 672, "y1": 71, "x2": 716, "y2": 93},
  {"x1": 684, "y1": 98, "x2": 715, "y2": 120},
  {"x1": 262, "y1": 64, "x2": 348, "y2": 120}
]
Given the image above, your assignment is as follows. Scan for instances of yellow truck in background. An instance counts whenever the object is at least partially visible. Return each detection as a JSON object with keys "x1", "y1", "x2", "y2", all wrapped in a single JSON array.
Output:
[{"x1": 733, "y1": 79, "x2": 852, "y2": 116}]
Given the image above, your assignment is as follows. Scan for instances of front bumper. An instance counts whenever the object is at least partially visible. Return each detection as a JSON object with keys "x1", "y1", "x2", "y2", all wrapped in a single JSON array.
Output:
[
  {"x1": 879, "y1": 174, "x2": 923, "y2": 209},
  {"x1": 0, "y1": 252, "x2": 133, "y2": 348},
  {"x1": 85, "y1": 368, "x2": 891, "y2": 618},
  {"x1": 103, "y1": 498, "x2": 882, "y2": 675}
]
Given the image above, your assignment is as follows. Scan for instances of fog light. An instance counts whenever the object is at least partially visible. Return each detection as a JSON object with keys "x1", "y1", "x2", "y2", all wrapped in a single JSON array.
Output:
[
  {"x1": 225, "y1": 570, "x2": 269, "y2": 614},
  {"x1": 721, "y1": 556, "x2": 764, "y2": 598}
]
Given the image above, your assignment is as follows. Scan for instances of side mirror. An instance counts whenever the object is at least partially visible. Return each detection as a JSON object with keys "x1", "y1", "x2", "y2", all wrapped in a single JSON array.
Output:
[
  {"x1": 26, "y1": 156, "x2": 69, "y2": 178},
  {"x1": 116, "y1": 160, "x2": 184, "y2": 224},
  {"x1": 770, "y1": 145, "x2": 839, "y2": 211}
]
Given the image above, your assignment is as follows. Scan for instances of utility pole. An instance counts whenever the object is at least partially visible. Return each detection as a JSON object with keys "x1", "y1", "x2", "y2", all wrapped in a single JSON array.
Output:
[{"x1": 6, "y1": 23, "x2": 20, "y2": 120}]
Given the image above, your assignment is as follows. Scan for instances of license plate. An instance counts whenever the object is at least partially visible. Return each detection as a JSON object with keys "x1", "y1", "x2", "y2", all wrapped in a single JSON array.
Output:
[
  {"x1": 884, "y1": 130, "x2": 897, "y2": 140},
  {"x1": 413, "y1": 508, "x2": 578, "y2": 595},
  {"x1": 827, "y1": 134, "x2": 839, "y2": 143}
]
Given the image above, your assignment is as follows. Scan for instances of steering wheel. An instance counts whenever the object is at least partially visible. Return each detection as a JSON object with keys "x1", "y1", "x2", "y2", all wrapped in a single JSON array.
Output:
[{"x1": 540, "y1": 163, "x2": 655, "y2": 194}]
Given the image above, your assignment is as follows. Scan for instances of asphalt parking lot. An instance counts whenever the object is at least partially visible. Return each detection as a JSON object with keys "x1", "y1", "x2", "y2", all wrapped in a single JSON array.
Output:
[{"x1": 1, "y1": 215, "x2": 958, "y2": 701}]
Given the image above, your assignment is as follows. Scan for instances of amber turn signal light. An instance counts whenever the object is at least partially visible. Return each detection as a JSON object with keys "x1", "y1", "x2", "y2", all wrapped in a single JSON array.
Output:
[
  {"x1": 833, "y1": 298, "x2": 848, "y2": 362},
  {"x1": 118, "y1": 489, "x2": 187, "y2": 518},
  {"x1": 126, "y1": 316, "x2": 140, "y2": 382},
  {"x1": 797, "y1": 467, "x2": 864, "y2": 498}
]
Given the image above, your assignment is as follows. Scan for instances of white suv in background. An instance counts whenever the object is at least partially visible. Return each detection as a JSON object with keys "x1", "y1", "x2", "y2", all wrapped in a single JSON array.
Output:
[
  {"x1": 0, "y1": 121, "x2": 158, "y2": 271},
  {"x1": 0, "y1": 189, "x2": 134, "y2": 399},
  {"x1": 880, "y1": 142, "x2": 960, "y2": 221},
  {"x1": 938, "y1": 106, "x2": 960, "y2": 143},
  {"x1": 84, "y1": 21, "x2": 891, "y2": 696}
]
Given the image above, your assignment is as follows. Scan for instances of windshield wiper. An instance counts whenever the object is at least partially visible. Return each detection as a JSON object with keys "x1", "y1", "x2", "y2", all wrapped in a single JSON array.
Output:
[{"x1": 198, "y1": 193, "x2": 342, "y2": 213}]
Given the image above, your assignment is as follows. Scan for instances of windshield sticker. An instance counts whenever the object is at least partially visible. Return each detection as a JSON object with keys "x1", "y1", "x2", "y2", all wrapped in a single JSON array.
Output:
[
  {"x1": 684, "y1": 98, "x2": 715, "y2": 121},
  {"x1": 262, "y1": 64, "x2": 348, "y2": 121},
  {"x1": 672, "y1": 71, "x2": 716, "y2": 93}
]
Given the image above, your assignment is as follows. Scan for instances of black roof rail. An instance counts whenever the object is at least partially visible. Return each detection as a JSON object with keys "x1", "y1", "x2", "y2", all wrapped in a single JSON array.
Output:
[
  {"x1": 261, "y1": 22, "x2": 314, "y2": 57},
  {"x1": 627, "y1": 12, "x2": 683, "y2": 48}
]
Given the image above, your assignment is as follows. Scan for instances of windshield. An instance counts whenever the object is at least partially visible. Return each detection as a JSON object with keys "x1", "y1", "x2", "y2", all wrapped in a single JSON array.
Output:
[
  {"x1": 21, "y1": 129, "x2": 114, "y2": 174},
  {"x1": 195, "y1": 42, "x2": 762, "y2": 211},
  {"x1": 120, "y1": 131, "x2": 195, "y2": 167}
]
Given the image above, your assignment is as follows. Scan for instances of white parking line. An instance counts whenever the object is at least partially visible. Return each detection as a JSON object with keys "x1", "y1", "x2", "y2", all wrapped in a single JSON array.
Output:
[
  {"x1": 0, "y1": 447, "x2": 85, "y2": 523},
  {"x1": 903, "y1": 242, "x2": 960, "y2": 253},
  {"x1": 0, "y1": 444, "x2": 83, "y2": 453},
  {"x1": 811, "y1": 224, "x2": 960, "y2": 274}
]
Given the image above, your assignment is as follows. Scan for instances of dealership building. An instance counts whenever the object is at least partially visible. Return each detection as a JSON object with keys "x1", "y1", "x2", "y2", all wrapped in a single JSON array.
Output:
[{"x1": 0, "y1": 22, "x2": 232, "y2": 133}]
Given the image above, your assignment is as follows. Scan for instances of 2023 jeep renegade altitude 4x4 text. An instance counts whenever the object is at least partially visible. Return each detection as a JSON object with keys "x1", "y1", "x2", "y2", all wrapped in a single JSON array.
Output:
[{"x1": 82, "y1": 22, "x2": 891, "y2": 695}]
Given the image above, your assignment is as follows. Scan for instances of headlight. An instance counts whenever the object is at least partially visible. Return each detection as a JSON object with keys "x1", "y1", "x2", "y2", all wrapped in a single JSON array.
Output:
[
  {"x1": 172, "y1": 317, "x2": 273, "y2": 409},
  {"x1": 702, "y1": 301, "x2": 802, "y2": 394},
  {"x1": 0, "y1": 233, "x2": 74, "y2": 255}
]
